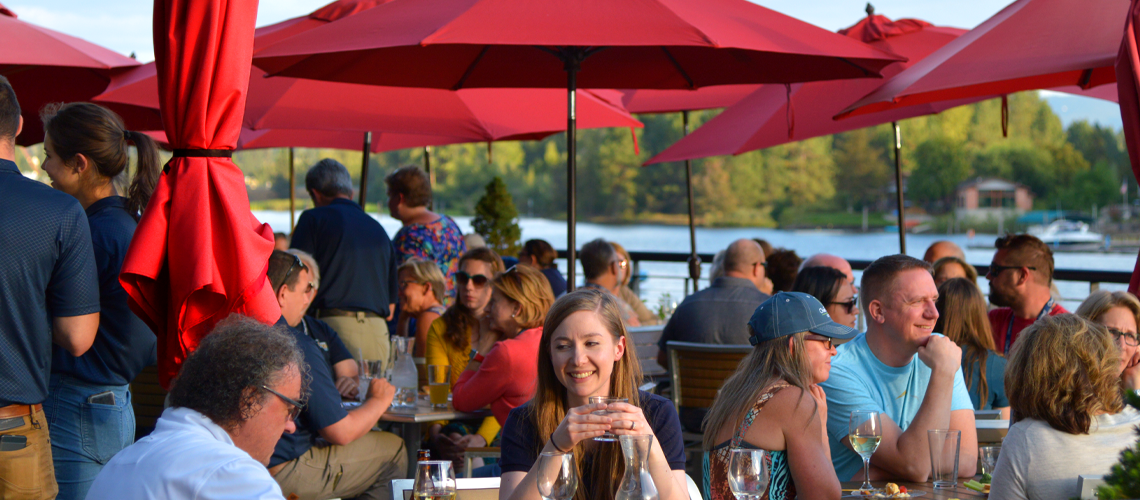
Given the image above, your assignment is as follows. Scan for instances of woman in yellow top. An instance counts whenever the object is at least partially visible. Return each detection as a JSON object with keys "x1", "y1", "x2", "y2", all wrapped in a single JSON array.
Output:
[{"x1": 425, "y1": 247, "x2": 504, "y2": 460}]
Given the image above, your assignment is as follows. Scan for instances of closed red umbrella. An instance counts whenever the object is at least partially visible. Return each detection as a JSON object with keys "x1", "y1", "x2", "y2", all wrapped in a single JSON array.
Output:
[
  {"x1": 253, "y1": 0, "x2": 904, "y2": 287},
  {"x1": 838, "y1": 0, "x2": 1129, "y2": 119},
  {"x1": 0, "y1": 4, "x2": 144, "y2": 145},
  {"x1": 1118, "y1": 0, "x2": 1140, "y2": 294},
  {"x1": 120, "y1": 0, "x2": 277, "y2": 389}
]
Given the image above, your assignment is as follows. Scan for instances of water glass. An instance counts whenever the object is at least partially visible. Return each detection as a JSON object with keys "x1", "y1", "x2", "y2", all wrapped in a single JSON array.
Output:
[
  {"x1": 728, "y1": 448, "x2": 769, "y2": 500},
  {"x1": 589, "y1": 396, "x2": 628, "y2": 442},
  {"x1": 536, "y1": 451, "x2": 578, "y2": 500},
  {"x1": 357, "y1": 359, "x2": 383, "y2": 402},
  {"x1": 427, "y1": 365, "x2": 451, "y2": 409},
  {"x1": 413, "y1": 460, "x2": 456, "y2": 500},
  {"x1": 848, "y1": 410, "x2": 882, "y2": 492},
  {"x1": 978, "y1": 445, "x2": 1001, "y2": 476},
  {"x1": 928, "y1": 429, "x2": 961, "y2": 489}
]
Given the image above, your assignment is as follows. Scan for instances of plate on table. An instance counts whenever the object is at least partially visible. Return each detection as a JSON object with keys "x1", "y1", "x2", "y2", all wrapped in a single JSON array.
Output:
[{"x1": 842, "y1": 489, "x2": 926, "y2": 498}]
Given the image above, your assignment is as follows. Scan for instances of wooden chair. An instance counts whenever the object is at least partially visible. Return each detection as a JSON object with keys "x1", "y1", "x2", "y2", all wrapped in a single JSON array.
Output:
[
  {"x1": 129, "y1": 365, "x2": 167, "y2": 439},
  {"x1": 462, "y1": 447, "x2": 501, "y2": 477},
  {"x1": 666, "y1": 341, "x2": 751, "y2": 448}
]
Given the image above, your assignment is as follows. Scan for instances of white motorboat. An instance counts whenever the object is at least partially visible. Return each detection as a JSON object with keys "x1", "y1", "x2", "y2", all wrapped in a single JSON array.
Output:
[{"x1": 1028, "y1": 219, "x2": 1105, "y2": 249}]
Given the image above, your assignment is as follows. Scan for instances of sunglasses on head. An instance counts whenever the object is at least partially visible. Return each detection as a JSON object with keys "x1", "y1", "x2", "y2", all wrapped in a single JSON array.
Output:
[
  {"x1": 830, "y1": 297, "x2": 858, "y2": 315},
  {"x1": 277, "y1": 254, "x2": 307, "y2": 294},
  {"x1": 456, "y1": 271, "x2": 490, "y2": 287}
]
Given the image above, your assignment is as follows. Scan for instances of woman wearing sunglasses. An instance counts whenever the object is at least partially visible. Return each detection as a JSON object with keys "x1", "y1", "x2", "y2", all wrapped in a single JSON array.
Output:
[
  {"x1": 1077, "y1": 290, "x2": 1140, "y2": 390},
  {"x1": 935, "y1": 278, "x2": 1010, "y2": 418},
  {"x1": 702, "y1": 292, "x2": 857, "y2": 500},
  {"x1": 792, "y1": 266, "x2": 858, "y2": 329}
]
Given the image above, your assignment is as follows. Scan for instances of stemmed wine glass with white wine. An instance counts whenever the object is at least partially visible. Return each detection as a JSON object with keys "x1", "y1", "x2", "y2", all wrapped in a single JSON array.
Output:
[
  {"x1": 728, "y1": 448, "x2": 769, "y2": 500},
  {"x1": 849, "y1": 410, "x2": 883, "y2": 494},
  {"x1": 536, "y1": 451, "x2": 578, "y2": 500}
]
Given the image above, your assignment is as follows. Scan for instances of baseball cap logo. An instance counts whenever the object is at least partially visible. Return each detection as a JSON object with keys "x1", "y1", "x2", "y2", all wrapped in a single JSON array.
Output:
[{"x1": 819, "y1": 307, "x2": 827, "y2": 315}]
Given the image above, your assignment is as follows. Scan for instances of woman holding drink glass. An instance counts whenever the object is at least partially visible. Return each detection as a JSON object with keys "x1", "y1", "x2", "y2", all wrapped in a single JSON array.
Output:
[
  {"x1": 498, "y1": 288, "x2": 688, "y2": 500},
  {"x1": 702, "y1": 292, "x2": 859, "y2": 500}
]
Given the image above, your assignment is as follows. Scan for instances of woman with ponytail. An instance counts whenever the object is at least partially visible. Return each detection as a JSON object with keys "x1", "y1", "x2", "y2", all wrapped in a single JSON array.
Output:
[{"x1": 39, "y1": 102, "x2": 160, "y2": 500}]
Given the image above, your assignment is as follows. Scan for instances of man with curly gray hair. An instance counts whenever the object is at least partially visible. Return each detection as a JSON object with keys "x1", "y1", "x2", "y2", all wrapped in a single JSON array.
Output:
[{"x1": 87, "y1": 315, "x2": 307, "y2": 500}]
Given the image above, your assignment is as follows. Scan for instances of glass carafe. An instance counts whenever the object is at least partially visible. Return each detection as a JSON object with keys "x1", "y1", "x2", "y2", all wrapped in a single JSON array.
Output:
[
  {"x1": 389, "y1": 335, "x2": 418, "y2": 409},
  {"x1": 615, "y1": 434, "x2": 659, "y2": 500}
]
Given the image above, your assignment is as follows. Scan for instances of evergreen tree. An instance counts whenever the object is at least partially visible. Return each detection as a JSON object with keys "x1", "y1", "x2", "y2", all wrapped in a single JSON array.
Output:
[{"x1": 472, "y1": 176, "x2": 522, "y2": 256}]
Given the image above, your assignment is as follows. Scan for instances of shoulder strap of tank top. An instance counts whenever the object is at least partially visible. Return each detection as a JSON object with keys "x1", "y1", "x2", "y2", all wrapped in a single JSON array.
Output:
[{"x1": 731, "y1": 382, "x2": 792, "y2": 448}]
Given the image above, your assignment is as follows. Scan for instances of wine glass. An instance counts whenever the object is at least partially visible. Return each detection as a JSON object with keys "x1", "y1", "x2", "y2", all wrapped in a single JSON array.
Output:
[
  {"x1": 848, "y1": 410, "x2": 883, "y2": 493},
  {"x1": 727, "y1": 448, "x2": 768, "y2": 500},
  {"x1": 536, "y1": 451, "x2": 578, "y2": 500},
  {"x1": 413, "y1": 460, "x2": 456, "y2": 500}
]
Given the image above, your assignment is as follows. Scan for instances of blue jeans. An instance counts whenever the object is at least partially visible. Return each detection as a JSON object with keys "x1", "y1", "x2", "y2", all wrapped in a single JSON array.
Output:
[{"x1": 43, "y1": 374, "x2": 134, "y2": 500}]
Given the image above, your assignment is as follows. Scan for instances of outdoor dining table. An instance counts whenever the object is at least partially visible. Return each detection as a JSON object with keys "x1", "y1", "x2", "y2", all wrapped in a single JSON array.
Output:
[
  {"x1": 840, "y1": 480, "x2": 989, "y2": 499},
  {"x1": 355, "y1": 397, "x2": 492, "y2": 476}
]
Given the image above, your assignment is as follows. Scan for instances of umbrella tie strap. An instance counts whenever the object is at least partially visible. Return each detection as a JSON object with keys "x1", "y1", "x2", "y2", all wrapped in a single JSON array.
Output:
[
  {"x1": 1000, "y1": 95, "x2": 1009, "y2": 138},
  {"x1": 785, "y1": 83, "x2": 795, "y2": 140},
  {"x1": 164, "y1": 149, "x2": 234, "y2": 173}
]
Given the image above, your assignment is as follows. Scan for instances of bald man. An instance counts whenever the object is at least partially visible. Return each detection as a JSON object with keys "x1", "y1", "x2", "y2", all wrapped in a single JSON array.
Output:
[
  {"x1": 658, "y1": 239, "x2": 769, "y2": 431},
  {"x1": 923, "y1": 240, "x2": 965, "y2": 264},
  {"x1": 802, "y1": 253, "x2": 855, "y2": 287}
]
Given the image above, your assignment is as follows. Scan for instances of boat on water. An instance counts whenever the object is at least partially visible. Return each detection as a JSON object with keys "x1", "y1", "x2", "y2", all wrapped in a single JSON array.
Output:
[{"x1": 1028, "y1": 219, "x2": 1105, "y2": 250}]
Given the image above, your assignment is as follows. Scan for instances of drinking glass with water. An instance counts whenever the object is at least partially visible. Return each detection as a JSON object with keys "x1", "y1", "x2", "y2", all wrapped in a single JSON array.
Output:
[
  {"x1": 536, "y1": 451, "x2": 577, "y2": 500},
  {"x1": 588, "y1": 396, "x2": 628, "y2": 442},
  {"x1": 928, "y1": 429, "x2": 961, "y2": 489},
  {"x1": 728, "y1": 448, "x2": 769, "y2": 500},
  {"x1": 390, "y1": 335, "x2": 418, "y2": 409},
  {"x1": 357, "y1": 359, "x2": 383, "y2": 402}
]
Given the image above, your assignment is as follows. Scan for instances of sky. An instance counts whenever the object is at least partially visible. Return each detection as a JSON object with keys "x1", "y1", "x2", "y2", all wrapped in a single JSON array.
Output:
[{"x1": 5, "y1": 0, "x2": 1122, "y2": 129}]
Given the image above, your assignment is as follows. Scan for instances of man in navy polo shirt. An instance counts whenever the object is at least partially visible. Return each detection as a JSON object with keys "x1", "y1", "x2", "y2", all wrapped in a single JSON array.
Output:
[
  {"x1": 291, "y1": 159, "x2": 398, "y2": 367},
  {"x1": 265, "y1": 250, "x2": 406, "y2": 500},
  {"x1": 0, "y1": 75, "x2": 101, "y2": 500}
]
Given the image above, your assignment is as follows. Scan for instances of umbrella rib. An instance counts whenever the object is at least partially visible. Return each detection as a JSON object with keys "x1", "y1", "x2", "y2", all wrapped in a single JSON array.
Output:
[
  {"x1": 837, "y1": 57, "x2": 874, "y2": 78},
  {"x1": 660, "y1": 47, "x2": 695, "y2": 89},
  {"x1": 451, "y1": 45, "x2": 490, "y2": 91}
]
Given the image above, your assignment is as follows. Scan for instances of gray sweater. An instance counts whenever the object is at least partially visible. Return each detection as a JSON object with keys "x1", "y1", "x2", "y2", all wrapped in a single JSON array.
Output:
[{"x1": 989, "y1": 408, "x2": 1140, "y2": 500}]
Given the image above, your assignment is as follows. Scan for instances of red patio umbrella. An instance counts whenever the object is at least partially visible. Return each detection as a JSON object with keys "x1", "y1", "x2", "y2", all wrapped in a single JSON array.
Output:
[
  {"x1": 0, "y1": 4, "x2": 146, "y2": 145},
  {"x1": 838, "y1": 0, "x2": 1129, "y2": 120},
  {"x1": 1118, "y1": 0, "x2": 1140, "y2": 294},
  {"x1": 120, "y1": 0, "x2": 278, "y2": 389},
  {"x1": 252, "y1": 0, "x2": 903, "y2": 288}
]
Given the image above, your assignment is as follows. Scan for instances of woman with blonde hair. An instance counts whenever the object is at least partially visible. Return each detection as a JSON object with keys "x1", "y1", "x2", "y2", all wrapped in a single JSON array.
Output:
[
  {"x1": 396, "y1": 258, "x2": 447, "y2": 356},
  {"x1": 990, "y1": 314, "x2": 1140, "y2": 500},
  {"x1": 452, "y1": 265, "x2": 555, "y2": 424},
  {"x1": 702, "y1": 292, "x2": 857, "y2": 500},
  {"x1": 609, "y1": 241, "x2": 659, "y2": 325},
  {"x1": 932, "y1": 256, "x2": 978, "y2": 287},
  {"x1": 499, "y1": 288, "x2": 688, "y2": 500},
  {"x1": 934, "y1": 278, "x2": 1009, "y2": 418},
  {"x1": 1077, "y1": 290, "x2": 1140, "y2": 390}
]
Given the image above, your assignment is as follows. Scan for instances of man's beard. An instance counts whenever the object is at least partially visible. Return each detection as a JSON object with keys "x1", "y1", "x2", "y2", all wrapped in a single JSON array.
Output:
[{"x1": 989, "y1": 288, "x2": 1012, "y2": 308}]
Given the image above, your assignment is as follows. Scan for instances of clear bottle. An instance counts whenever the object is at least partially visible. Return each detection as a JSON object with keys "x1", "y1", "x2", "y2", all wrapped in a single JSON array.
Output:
[
  {"x1": 389, "y1": 335, "x2": 418, "y2": 409},
  {"x1": 615, "y1": 434, "x2": 659, "y2": 500}
]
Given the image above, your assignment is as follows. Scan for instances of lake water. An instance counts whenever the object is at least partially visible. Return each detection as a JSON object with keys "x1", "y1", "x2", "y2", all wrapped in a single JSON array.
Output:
[{"x1": 255, "y1": 211, "x2": 1137, "y2": 313}]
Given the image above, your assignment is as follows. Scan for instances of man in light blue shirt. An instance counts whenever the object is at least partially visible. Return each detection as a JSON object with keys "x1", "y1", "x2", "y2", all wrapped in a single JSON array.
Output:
[{"x1": 821, "y1": 254, "x2": 977, "y2": 483}]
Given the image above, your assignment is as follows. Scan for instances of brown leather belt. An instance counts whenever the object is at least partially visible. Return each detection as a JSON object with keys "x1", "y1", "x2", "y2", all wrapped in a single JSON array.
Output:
[
  {"x1": 0, "y1": 404, "x2": 42, "y2": 420},
  {"x1": 317, "y1": 308, "x2": 382, "y2": 318}
]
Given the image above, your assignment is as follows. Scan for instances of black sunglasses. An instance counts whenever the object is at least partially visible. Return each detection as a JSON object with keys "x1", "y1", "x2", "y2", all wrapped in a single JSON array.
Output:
[
  {"x1": 830, "y1": 297, "x2": 858, "y2": 315},
  {"x1": 987, "y1": 263, "x2": 1036, "y2": 277},
  {"x1": 278, "y1": 253, "x2": 307, "y2": 293},
  {"x1": 261, "y1": 385, "x2": 304, "y2": 421},
  {"x1": 1109, "y1": 327, "x2": 1140, "y2": 347},
  {"x1": 456, "y1": 271, "x2": 490, "y2": 287}
]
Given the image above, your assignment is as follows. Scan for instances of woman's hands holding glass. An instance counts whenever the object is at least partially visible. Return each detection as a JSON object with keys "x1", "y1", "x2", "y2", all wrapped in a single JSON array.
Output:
[
  {"x1": 550, "y1": 402, "x2": 613, "y2": 451},
  {"x1": 605, "y1": 402, "x2": 654, "y2": 438}
]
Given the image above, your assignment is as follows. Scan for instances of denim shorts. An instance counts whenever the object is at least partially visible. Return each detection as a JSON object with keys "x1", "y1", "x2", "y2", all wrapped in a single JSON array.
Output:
[{"x1": 43, "y1": 374, "x2": 134, "y2": 500}]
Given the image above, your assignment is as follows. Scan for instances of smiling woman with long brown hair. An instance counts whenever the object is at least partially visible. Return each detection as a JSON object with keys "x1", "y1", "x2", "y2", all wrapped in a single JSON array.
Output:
[{"x1": 498, "y1": 288, "x2": 688, "y2": 500}]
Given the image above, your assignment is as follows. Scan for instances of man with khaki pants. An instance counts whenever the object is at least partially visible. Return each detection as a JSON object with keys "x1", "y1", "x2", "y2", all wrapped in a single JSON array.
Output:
[
  {"x1": 0, "y1": 75, "x2": 101, "y2": 500},
  {"x1": 291, "y1": 159, "x2": 398, "y2": 367}
]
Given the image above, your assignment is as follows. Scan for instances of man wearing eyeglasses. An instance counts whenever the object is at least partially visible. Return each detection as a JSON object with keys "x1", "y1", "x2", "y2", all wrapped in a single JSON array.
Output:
[
  {"x1": 264, "y1": 250, "x2": 407, "y2": 500},
  {"x1": 579, "y1": 238, "x2": 641, "y2": 327},
  {"x1": 985, "y1": 234, "x2": 1067, "y2": 355},
  {"x1": 87, "y1": 316, "x2": 304, "y2": 500}
]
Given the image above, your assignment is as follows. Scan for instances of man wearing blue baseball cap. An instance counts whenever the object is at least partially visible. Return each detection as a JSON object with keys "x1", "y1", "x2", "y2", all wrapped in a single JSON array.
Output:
[{"x1": 820, "y1": 255, "x2": 977, "y2": 483}]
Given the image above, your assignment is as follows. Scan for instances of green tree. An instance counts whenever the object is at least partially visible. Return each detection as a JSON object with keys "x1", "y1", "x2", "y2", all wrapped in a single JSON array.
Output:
[
  {"x1": 908, "y1": 137, "x2": 971, "y2": 209},
  {"x1": 832, "y1": 126, "x2": 891, "y2": 209},
  {"x1": 472, "y1": 176, "x2": 522, "y2": 256}
]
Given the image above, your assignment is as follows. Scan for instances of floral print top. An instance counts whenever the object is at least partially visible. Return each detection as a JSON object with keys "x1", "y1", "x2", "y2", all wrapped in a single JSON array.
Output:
[{"x1": 393, "y1": 215, "x2": 466, "y2": 302}]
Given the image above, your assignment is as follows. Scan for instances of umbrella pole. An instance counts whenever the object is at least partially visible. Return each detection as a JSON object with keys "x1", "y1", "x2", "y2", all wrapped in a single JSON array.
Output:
[
  {"x1": 289, "y1": 147, "x2": 296, "y2": 231},
  {"x1": 566, "y1": 61, "x2": 578, "y2": 291},
  {"x1": 893, "y1": 121, "x2": 906, "y2": 254},
  {"x1": 424, "y1": 146, "x2": 433, "y2": 210},
  {"x1": 359, "y1": 131, "x2": 372, "y2": 207},
  {"x1": 683, "y1": 110, "x2": 700, "y2": 291}
]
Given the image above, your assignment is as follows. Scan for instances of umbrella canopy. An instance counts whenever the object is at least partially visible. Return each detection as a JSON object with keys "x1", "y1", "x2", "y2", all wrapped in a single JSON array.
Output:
[
  {"x1": 646, "y1": 15, "x2": 973, "y2": 164},
  {"x1": 615, "y1": 84, "x2": 759, "y2": 114},
  {"x1": 252, "y1": 0, "x2": 904, "y2": 288},
  {"x1": 254, "y1": 0, "x2": 392, "y2": 50},
  {"x1": 1118, "y1": 0, "x2": 1140, "y2": 294},
  {"x1": 95, "y1": 63, "x2": 643, "y2": 147},
  {"x1": 120, "y1": 0, "x2": 278, "y2": 389},
  {"x1": 838, "y1": 0, "x2": 1129, "y2": 119},
  {"x1": 0, "y1": 4, "x2": 143, "y2": 145}
]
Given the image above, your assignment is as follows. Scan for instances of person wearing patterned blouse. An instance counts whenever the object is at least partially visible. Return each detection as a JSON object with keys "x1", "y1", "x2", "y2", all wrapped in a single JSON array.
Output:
[
  {"x1": 702, "y1": 292, "x2": 857, "y2": 500},
  {"x1": 385, "y1": 166, "x2": 466, "y2": 302}
]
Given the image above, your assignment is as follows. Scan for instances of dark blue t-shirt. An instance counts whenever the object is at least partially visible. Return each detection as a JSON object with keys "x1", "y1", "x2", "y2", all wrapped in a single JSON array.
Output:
[
  {"x1": 964, "y1": 350, "x2": 1009, "y2": 410},
  {"x1": 0, "y1": 159, "x2": 100, "y2": 406},
  {"x1": 300, "y1": 316, "x2": 354, "y2": 368},
  {"x1": 52, "y1": 196, "x2": 157, "y2": 386},
  {"x1": 541, "y1": 267, "x2": 567, "y2": 297},
  {"x1": 291, "y1": 198, "x2": 397, "y2": 316},
  {"x1": 500, "y1": 391, "x2": 686, "y2": 479},
  {"x1": 270, "y1": 318, "x2": 350, "y2": 467}
]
